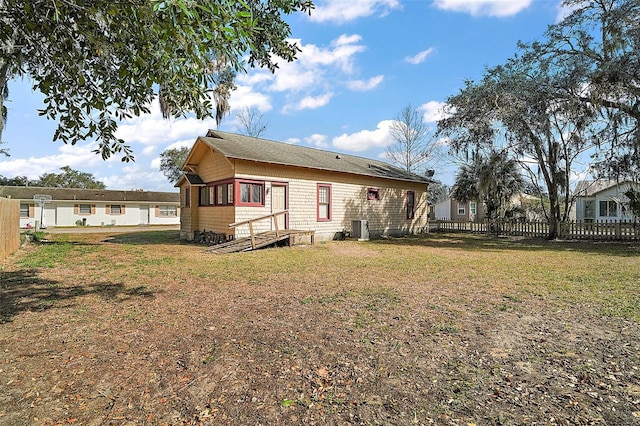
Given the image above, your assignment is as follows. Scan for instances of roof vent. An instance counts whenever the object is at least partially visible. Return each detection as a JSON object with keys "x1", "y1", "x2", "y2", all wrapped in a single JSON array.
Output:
[{"x1": 335, "y1": 155, "x2": 341, "y2": 159}]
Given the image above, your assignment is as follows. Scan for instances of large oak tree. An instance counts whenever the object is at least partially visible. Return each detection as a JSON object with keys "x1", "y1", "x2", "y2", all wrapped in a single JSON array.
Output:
[
  {"x1": 437, "y1": 43, "x2": 601, "y2": 239},
  {"x1": 543, "y1": 0, "x2": 640, "y2": 180},
  {"x1": 0, "y1": 0, "x2": 313, "y2": 161}
]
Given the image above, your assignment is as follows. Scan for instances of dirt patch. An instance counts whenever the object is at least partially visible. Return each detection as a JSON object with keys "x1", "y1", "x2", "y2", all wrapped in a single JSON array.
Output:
[{"x1": 1, "y1": 232, "x2": 639, "y2": 425}]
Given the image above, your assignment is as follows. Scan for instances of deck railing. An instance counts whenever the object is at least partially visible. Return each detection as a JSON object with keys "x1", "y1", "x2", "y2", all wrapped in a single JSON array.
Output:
[
  {"x1": 228, "y1": 210, "x2": 288, "y2": 249},
  {"x1": 432, "y1": 219, "x2": 640, "y2": 241}
]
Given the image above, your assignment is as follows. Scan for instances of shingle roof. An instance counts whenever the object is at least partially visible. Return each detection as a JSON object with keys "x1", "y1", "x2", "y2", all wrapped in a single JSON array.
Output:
[
  {"x1": 0, "y1": 186, "x2": 179, "y2": 203},
  {"x1": 574, "y1": 180, "x2": 632, "y2": 197},
  {"x1": 183, "y1": 174, "x2": 205, "y2": 185},
  {"x1": 198, "y1": 130, "x2": 432, "y2": 184},
  {"x1": 174, "y1": 173, "x2": 206, "y2": 187}
]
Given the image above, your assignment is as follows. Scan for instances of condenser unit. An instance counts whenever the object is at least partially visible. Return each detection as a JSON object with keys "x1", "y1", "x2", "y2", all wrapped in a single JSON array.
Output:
[{"x1": 352, "y1": 220, "x2": 369, "y2": 241}]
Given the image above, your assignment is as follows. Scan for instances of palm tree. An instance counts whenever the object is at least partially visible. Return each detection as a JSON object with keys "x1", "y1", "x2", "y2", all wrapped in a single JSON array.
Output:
[{"x1": 453, "y1": 151, "x2": 523, "y2": 222}]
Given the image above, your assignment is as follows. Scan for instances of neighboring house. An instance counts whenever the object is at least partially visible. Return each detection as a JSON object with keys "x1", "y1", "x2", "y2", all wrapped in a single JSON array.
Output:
[
  {"x1": 176, "y1": 130, "x2": 432, "y2": 241},
  {"x1": 432, "y1": 196, "x2": 484, "y2": 221},
  {"x1": 574, "y1": 180, "x2": 638, "y2": 222},
  {"x1": 0, "y1": 186, "x2": 180, "y2": 228},
  {"x1": 432, "y1": 191, "x2": 540, "y2": 222}
]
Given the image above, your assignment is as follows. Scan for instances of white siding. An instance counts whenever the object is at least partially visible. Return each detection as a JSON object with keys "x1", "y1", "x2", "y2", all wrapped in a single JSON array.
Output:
[
  {"x1": 20, "y1": 201, "x2": 180, "y2": 228},
  {"x1": 434, "y1": 198, "x2": 451, "y2": 220}
]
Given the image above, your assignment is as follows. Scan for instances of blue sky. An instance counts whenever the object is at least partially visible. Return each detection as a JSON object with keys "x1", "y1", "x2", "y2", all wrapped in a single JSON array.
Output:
[{"x1": 0, "y1": 0, "x2": 569, "y2": 192}]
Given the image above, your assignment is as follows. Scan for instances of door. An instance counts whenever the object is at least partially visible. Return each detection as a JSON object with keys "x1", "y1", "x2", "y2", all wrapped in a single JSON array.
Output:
[
  {"x1": 272, "y1": 184, "x2": 287, "y2": 230},
  {"x1": 139, "y1": 205, "x2": 149, "y2": 224}
]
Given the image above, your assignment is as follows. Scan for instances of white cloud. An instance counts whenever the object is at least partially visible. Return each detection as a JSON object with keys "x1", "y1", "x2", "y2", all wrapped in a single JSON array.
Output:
[
  {"x1": 101, "y1": 166, "x2": 174, "y2": 192},
  {"x1": 305, "y1": 134, "x2": 329, "y2": 148},
  {"x1": 332, "y1": 120, "x2": 395, "y2": 152},
  {"x1": 229, "y1": 85, "x2": 272, "y2": 113},
  {"x1": 285, "y1": 93, "x2": 334, "y2": 113},
  {"x1": 270, "y1": 34, "x2": 366, "y2": 93},
  {"x1": 0, "y1": 142, "x2": 109, "y2": 180},
  {"x1": 142, "y1": 146, "x2": 156, "y2": 156},
  {"x1": 310, "y1": 0, "x2": 401, "y2": 23},
  {"x1": 347, "y1": 75, "x2": 384, "y2": 91},
  {"x1": 165, "y1": 139, "x2": 194, "y2": 151},
  {"x1": 270, "y1": 68, "x2": 318, "y2": 92},
  {"x1": 150, "y1": 139, "x2": 194, "y2": 170},
  {"x1": 115, "y1": 98, "x2": 216, "y2": 147},
  {"x1": 235, "y1": 71, "x2": 273, "y2": 86},
  {"x1": 419, "y1": 101, "x2": 448, "y2": 123},
  {"x1": 433, "y1": 0, "x2": 532, "y2": 17},
  {"x1": 298, "y1": 35, "x2": 365, "y2": 72},
  {"x1": 555, "y1": 1, "x2": 578, "y2": 23},
  {"x1": 283, "y1": 137, "x2": 301, "y2": 145},
  {"x1": 405, "y1": 48, "x2": 435, "y2": 65}
]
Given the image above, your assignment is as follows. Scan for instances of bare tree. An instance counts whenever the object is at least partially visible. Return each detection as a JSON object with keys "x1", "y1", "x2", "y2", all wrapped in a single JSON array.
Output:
[
  {"x1": 237, "y1": 107, "x2": 268, "y2": 138},
  {"x1": 385, "y1": 104, "x2": 437, "y2": 174}
]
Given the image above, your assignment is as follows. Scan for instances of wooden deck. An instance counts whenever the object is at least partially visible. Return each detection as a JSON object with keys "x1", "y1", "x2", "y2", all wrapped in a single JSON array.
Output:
[{"x1": 207, "y1": 230, "x2": 315, "y2": 254}]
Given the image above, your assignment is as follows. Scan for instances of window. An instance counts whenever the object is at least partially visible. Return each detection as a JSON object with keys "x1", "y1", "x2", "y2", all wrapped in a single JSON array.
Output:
[
  {"x1": 457, "y1": 203, "x2": 466, "y2": 215},
  {"x1": 19, "y1": 203, "x2": 30, "y2": 218},
  {"x1": 227, "y1": 183, "x2": 234, "y2": 204},
  {"x1": 216, "y1": 185, "x2": 224, "y2": 205},
  {"x1": 470, "y1": 202, "x2": 477, "y2": 215},
  {"x1": 599, "y1": 200, "x2": 618, "y2": 217},
  {"x1": 74, "y1": 204, "x2": 94, "y2": 215},
  {"x1": 199, "y1": 186, "x2": 214, "y2": 206},
  {"x1": 185, "y1": 187, "x2": 190, "y2": 207},
  {"x1": 158, "y1": 205, "x2": 177, "y2": 217},
  {"x1": 237, "y1": 180, "x2": 264, "y2": 206},
  {"x1": 215, "y1": 182, "x2": 234, "y2": 206},
  {"x1": 406, "y1": 191, "x2": 415, "y2": 220},
  {"x1": 367, "y1": 187, "x2": 380, "y2": 201},
  {"x1": 317, "y1": 184, "x2": 331, "y2": 221},
  {"x1": 109, "y1": 204, "x2": 123, "y2": 215}
]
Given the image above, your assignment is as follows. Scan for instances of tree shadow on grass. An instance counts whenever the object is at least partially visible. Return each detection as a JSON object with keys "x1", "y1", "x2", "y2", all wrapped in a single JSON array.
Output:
[
  {"x1": 370, "y1": 232, "x2": 640, "y2": 258},
  {"x1": 0, "y1": 269, "x2": 159, "y2": 324}
]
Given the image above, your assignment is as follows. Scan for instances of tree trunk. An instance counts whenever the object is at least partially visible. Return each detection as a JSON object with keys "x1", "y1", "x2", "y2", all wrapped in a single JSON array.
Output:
[
  {"x1": 546, "y1": 185, "x2": 562, "y2": 240},
  {"x1": 0, "y1": 60, "x2": 10, "y2": 142}
]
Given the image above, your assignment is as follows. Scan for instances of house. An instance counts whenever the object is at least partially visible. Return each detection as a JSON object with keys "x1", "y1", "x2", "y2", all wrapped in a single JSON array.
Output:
[
  {"x1": 432, "y1": 195, "x2": 484, "y2": 221},
  {"x1": 574, "y1": 180, "x2": 638, "y2": 222},
  {"x1": 0, "y1": 186, "x2": 180, "y2": 228},
  {"x1": 176, "y1": 131, "x2": 432, "y2": 242},
  {"x1": 432, "y1": 191, "x2": 540, "y2": 222}
]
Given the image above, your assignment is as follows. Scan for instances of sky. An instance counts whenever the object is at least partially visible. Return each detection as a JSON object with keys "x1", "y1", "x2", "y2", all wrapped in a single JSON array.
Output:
[{"x1": 0, "y1": 0, "x2": 570, "y2": 193}]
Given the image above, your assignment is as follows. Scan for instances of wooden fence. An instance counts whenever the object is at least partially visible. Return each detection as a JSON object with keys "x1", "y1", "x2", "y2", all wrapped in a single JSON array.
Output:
[
  {"x1": 0, "y1": 197, "x2": 20, "y2": 261},
  {"x1": 432, "y1": 219, "x2": 640, "y2": 241}
]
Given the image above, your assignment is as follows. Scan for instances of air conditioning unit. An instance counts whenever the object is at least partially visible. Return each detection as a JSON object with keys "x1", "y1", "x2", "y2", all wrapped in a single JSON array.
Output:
[{"x1": 352, "y1": 220, "x2": 369, "y2": 241}]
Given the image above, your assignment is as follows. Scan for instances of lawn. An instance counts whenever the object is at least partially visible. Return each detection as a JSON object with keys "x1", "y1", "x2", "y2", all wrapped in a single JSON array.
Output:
[{"x1": 1, "y1": 231, "x2": 639, "y2": 425}]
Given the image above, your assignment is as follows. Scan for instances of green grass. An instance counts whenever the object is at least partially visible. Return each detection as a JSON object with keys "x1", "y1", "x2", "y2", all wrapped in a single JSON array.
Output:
[
  {"x1": 17, "y1": 242, "x2": 76, "y2": 268},
  {"x1": 13, "y1": 231, "x2": 640, "y2": 321}
]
